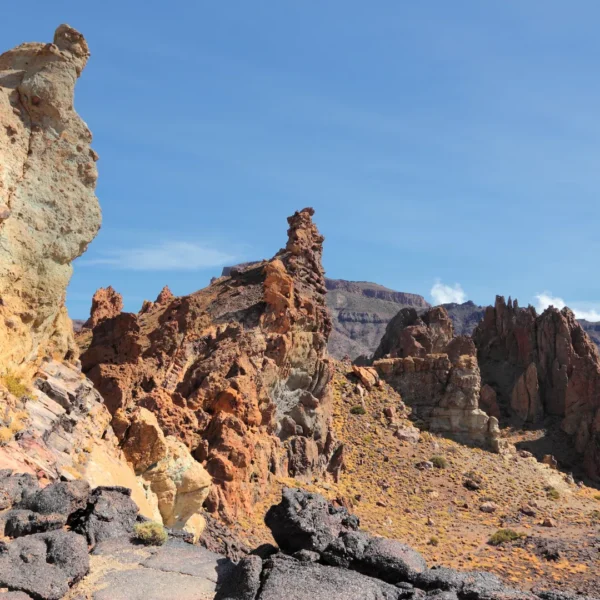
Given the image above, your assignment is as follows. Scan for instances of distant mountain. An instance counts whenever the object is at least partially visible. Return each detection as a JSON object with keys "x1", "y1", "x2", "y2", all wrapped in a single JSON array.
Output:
[
  {"x1": 441, "y1": 300, "x2": 486, "y2": 336},
  {"x1": 325, "y1": 279, "x2": 429, "y2": 359}
]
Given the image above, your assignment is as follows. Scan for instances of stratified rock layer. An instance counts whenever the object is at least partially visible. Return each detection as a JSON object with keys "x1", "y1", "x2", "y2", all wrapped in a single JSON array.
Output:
[
  {"x1": 0, "y1": 25, "x2": 101, "y2": 372},
  {"x1": 474, "y1": 295, "x2": 600, "y2": 479},
  {"x1": 81, "y1": 208, "x2": 339, "y2": 516},
  {"x1": 373, "y1": 307, "x2": 498, "y2": 448}
]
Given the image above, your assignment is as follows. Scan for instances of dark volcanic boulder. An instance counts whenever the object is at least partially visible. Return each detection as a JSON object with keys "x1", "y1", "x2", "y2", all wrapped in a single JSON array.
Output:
[
  {"x1": 214, "y1": 555, "x2": 263, "y2": 600},
  {"x1": 234, "y1": 553, "x2": 403, "y2": 600},
  {"x1": 22, "y1": 480, "x2": 90, "y2": 516},
  {"x1": 415, "y1": 566, "x2": 532, "y2": 599},
  {"x1": 321, "y1": 531, "x2": 427, "y2": 584},
  {"x1": 4, "y1": 510, "x2": 66, "y2": 538},
  {"x1": 0, "y1": 471, "x2": 39, "y2": 510},
  {"x1": 265, "y1": 488, "x2": 359, "y2": 553},
  {"x1": 0, "y1": 530, "x2": 88, "y2": 600},
  {"x1": 70, "y1": 486, "x2": 138, "y2": 546}
]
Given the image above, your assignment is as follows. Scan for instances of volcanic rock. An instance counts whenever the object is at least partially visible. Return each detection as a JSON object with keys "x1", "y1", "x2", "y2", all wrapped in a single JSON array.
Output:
[
  {"x1": 0, "y1": 530, "x2": 89, "y2": 600},
  {"x1": 81, "y1": 208, "x2": 340, "y2": 515},
  {"x1": 265, "y1": 487, "x2": 359, "y2": 554},
  {"x1": 373, "y1": 307, "x2": 498, "y2": 448},
  {"x1": 0, "y1": 25, "x2": 101, "y2": 373},
  {"x1": 69, "y1": 485, "x2": 138, "y2": 547},
  {"x1": 473, "y1": 296, "x2": 600, "y2": 479},
  {"x1": 84, "y1": 286, "x2": 123, "y2": 329}
]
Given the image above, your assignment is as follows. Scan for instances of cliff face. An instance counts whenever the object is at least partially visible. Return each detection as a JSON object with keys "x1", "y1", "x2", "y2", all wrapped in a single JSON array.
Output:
[
  {"x1": 373, "y1": 306, "x2": 499, "y2": 448},
  {"x1": 474, "y1": 295, "x2": 600, "y2": 478},
  {"x1": 325, "y1": 279, "x2": 429, "y2": 360},
  {"x1": 0, "y1": 25, "x2": 101, "y2": 372},
  {"x1": 80, "y1": 208, "x2": 339, "y2": 517}
]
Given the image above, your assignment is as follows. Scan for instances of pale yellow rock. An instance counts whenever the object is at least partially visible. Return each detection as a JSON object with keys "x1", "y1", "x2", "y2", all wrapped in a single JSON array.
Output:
[
  {"x1": 120, "y1": 408, "x2": 213, "y2": 532},
  {"x1": 0, "y1": 25, "x2": 101, "y2": 374},
  {"x1": 83, "y1": 444, "x2": 162, "y2": 522}
]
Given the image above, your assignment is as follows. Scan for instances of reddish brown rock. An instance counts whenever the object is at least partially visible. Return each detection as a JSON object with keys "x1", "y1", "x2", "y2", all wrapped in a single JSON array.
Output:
[
  {"x1": 374, "y1": 306, "x2": 454, "y2": 360},
  {"x1": 511, "y1": 362, "x2": 543, "y2": 423},
  {"x1": 480, "y1": 384, "x2": 500, "y2": 419},
  {"x1": 474, "y1": 295, "x2": 600, "y2": 479},
  {"x1": 373, "y1": 307, "x2": 498, "y2": 449},
  {"x1": 83, "y1": 286, "x2": 123, "y2": 329},
  {"x1": 80, "y1": 209, "x2": 339, "y2": 516}
]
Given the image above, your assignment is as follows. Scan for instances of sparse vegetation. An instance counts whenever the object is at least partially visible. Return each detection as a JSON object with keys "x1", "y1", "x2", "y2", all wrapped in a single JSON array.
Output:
[
  {"x1": 590, "y1": 510, "x2": 600, "y2": 523},
  {"x1": 0, "y1": 409, "x2": 28, "y2": 445},
  {"x1": 430, "y1": 456, "x2": 447, "y2": 469},
  {"x1": 350, "y1": 405, "x2": 366, "y2": 415},
  {"x1": 133, "y1": 521, "x2": 168, "y2": 546},
  {"x1": 428, "y1": 536, "x2": 439, "y2": 546},
  {"x1": 488, "y1": 529, "x2": 523, "y2": 546},
  {"x1": 546, "y1": 486, "x2": 560, "y2": 501},
  {"x1": 1, "y1": 372, "x2": 29, "y2": 398}
]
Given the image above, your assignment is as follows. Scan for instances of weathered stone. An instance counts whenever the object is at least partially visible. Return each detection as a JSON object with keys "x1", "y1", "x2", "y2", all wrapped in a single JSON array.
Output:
[
  {"x1": 70, "y1": 486, "x2": 138, "y2": 547},
  {"x1": 265, "y1": 488, "x2": 359, "y2": 554},
  {"x1": 0, "y1": 530, "x2": 88, "y2": 600},
  {"x1": 0, "y1": 25, "x2": 101, "y2": 373},
  {"x1": 22, "y1": 480, "x2": 89, "y2": 516},
  {"x1": 4, "y1": 510, "x2": 66, "y2": 537},
  {"x1": 474, "y1": 296, "x2": 600, "y2": 479},
  {"x1": 321, "y1": 531, "x2": 427, "y2": 584},
  {"x1": 81, "y1": 209, "x2": 339, "y2": 516}
]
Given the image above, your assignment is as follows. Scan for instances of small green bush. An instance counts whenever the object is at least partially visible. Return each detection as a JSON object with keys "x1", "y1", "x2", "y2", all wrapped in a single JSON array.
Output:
[
  {"x1": 488, "y1": 529, "x2": 523, "y2": 546},
  {"x1": 350, "y1": 405, "x2": 366, "y2": 415},
  {"x1": 2, "y1": 373, "x2": 29, "y2": 399},
  {"x1": 430, "y1": 456, "x2": 447, "y2": 469},
  {"x1": 428, "y1": 536, "x2": 439, "y2": 546},
  {"x1": 591, "y1": 510, "x2": 600, "y2": 523},
  {"x1": 546, "y1": 486, "x2": 560, "y2": 501},
  {"x1": 594, "y1": 494, "x2": 600, "y2": 501},
  {"x1": 133, "y1": 521, "x2": 167, "y2": 546}
]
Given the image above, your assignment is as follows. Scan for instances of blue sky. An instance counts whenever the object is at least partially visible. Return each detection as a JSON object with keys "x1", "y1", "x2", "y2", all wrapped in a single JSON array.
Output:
[{"x1": 4, "y1": 2, "x2": 600, "y2": 319}]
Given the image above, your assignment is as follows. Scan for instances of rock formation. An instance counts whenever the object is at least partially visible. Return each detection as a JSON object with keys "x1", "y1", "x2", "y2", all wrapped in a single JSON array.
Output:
[
  {"x1": 219, "y1": 488, "x2": 592, "y2": 600},
  {"x1": 83, "y1": 286, "x2": 123, "y2": 329},
  {"x1": 373, "y1": 307, "x2": 498, "y2": 448},
  {"x1": 0, "y1": 25, "x2": 101, "y2": 373},
  {"x1": 474, "y1": 295, "x2": 600, "y2": 479},
  {"x1": 80, "y1": 208, "x2": 339, "y2": 516}
]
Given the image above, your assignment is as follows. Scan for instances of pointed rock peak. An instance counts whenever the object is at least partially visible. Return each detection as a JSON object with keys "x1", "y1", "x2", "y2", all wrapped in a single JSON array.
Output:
[
  {"x1": 155, "y1": 286, "x2": 174, "y2": 305},
  {"x1": 85, "y1": 286, "x2": 123, "y2": 328},
  {"x1": 285, "y1": 207, "x2": 324, "y2": 258}
]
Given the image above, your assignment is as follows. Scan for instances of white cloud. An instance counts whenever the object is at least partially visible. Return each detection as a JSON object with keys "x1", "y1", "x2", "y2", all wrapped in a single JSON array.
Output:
[
  {"x1": 80, "y1": 241, "x2": 235, "y2": 271},
  {"x1": 534, "y1": 292, "x2": 600, "y2": 322},
  {"x1": 430, "y1": 280, "x2": 467, "y2": 305}
]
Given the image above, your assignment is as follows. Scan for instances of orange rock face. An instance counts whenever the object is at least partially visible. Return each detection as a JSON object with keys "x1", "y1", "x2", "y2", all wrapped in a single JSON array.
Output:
[
  {"x1": 84, "y1": 286, "x2": 123, "y2": 329},
  {"x1": 80, "y1": 208, "x2": 338, "y2": 516}
]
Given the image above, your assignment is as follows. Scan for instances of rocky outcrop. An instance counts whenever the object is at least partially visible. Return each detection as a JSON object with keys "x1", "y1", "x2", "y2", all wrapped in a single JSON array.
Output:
[
  {"x1": 83, "y1": 286, "x2": 123, "y2": 329},
  {"x1": 373, "y1": 307, "x2": 498, "y2": 448},
  {"x1": 80, "y1": 208, "x2": 339, "y2": 516},
  {"x1": 474, "y1": 295, "x2": 600, "y2": 479},
  {"x1": 373, "y1": 306, "x2": 454, "y2": 361},
  {"x1": 220, "y1": 488, "x2": 587, "y2": 600},
  {"x1": 0, "y1": 25, "x2": 101, "y2": 373},
  {"x1": 114, "y1": 407, "x2": 212, "y2": 541}
]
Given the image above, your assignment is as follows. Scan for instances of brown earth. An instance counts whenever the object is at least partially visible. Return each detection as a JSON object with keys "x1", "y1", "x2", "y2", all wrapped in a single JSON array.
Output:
[{"x1": 232, "y1": 362, "x2": 600, "y2": 596}]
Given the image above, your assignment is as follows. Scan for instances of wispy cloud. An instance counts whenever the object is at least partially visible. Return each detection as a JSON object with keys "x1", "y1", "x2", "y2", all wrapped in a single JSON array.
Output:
[
  {"x1": 431, "y1": 280, "x2": 467, "y2": 305},
  {"x1": 79, "y1": 241, "x2": 235, "y2": 271},
  {"x1": 534, "y1": 292, "x2": 600, "y2": 322}
]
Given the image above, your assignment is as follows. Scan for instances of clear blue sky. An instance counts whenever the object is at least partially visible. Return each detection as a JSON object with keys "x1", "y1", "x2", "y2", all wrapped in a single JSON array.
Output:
[{"x1": 4, "y1": 2, "x2": 600, "y2": 319}]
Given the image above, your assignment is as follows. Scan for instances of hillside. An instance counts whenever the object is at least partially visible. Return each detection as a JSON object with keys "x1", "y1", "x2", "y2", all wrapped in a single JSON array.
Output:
[{"x1": 325, "y1": 279, "x2": 429, "y2": 359}]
